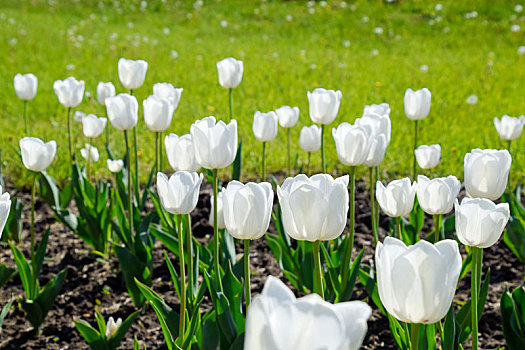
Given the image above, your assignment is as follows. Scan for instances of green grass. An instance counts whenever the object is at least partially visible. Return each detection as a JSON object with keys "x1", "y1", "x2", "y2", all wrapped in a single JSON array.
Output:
[{"x1": 1, "y1": 0, "x2": 524, "y2": 187}]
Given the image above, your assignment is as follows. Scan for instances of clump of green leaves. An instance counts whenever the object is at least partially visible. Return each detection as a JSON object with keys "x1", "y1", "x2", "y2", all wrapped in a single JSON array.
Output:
[{"x1": 501, "y1": 281, "x2": 525, "y2": 349}]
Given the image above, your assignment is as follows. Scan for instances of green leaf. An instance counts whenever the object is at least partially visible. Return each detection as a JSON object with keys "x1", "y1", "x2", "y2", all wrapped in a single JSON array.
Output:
[
  {"x1": 0, "y1": 297, "x2": 14, "y2": 333},
  {"x1": 231, "y1": 141, "x2": 242, "y2": 181},
  {"x1": 33, "y1": 228, "x2": 50, "y2": 281},
  {"x1": 442, "y1": 306, "x2": 459, "y2": 350},
  {"x1": 3, "y1": 197, "x2": 24, "y2": 242},
  {"x1": 9, "y1": 241, "x2": 36, "y2": 299},
  {"x1": 74, "y1": 319, "x2": 103, "y2": 344},
  {"x1": 338, "y1": 248, "x2": 364, "y2": 302},
  {"x1": 164, "y1": 251, "x2": 181, "y2": 302},
  {"x1": 501, "y1": 282, "x2": 525, "y2": 350},
  {"x1": 0, "y1": 264, "x2": 17, "y2": 288},
  {"x1": 107, "y1": 310, "x2": 140, "y2": 349},
  {"x1": 94, "y1": 309, "x2": 107, "y2": 337},
  {"x1": 114, "y1": 245, "x2": 151, "y2": 307}
]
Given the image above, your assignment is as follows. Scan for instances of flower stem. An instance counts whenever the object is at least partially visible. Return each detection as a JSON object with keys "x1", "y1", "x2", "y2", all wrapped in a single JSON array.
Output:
[
  {"x1": 159, "y1": 131, "x2": 164, "y2": 171},
  {"x1": 23, "y1": 101, "x2": 28, "y2": 136},
  {"x1": 433, "y1": 214, "x2": 440, "y2": 242},
  {"x1": 340, "y1": 166, "x2": 356, "y2": 294},
  {"x1": 413, "y1": 120, "x2": 418, "y2": 181},
  {"x1": 369, "y1": 167, "x2": 378, "y2": 246},
  {"x1": 244, "y1": 239, "x2": 251, "y2": 309},
  {"x1": 124, "y1": 131, "x2": 133, "y2": 238},
  {"x1": 411, "y1": 323, "x2": 420, "y2": 350},
  {"x1": 507, "y1": 140, "x2": 512, "y2": 192},
  {"x1": 212, "y1": 169, "x2": 222, "y2": 290},
  {"x1": 307, "y1": 152, "x2": 311, "y2": 176},
  {"x1": 30, "y1": 172, "x2": 37, "y2": 262},
  {"x1": 86, "y1": 138, "x2": 92, "y2": 181},
  {"x1": 321, "y1": 124, "x2": 326, "y2": 173},
  {"x1": 261, "y1": 142, "x2": 266, "y2": 181},
  {"x1": 228, "y1": 88, "x2": 233, "y2": 123},
  {"x1": 375, "y1": 166, "x2": 380, "y2": 230},
  {"x1": 177, "y1": 214, "x2": 186, "y2": 345},
  {"x1": 67, "y1": 107, "x2": 73, "y2": 163},
  {"x1": 185, "y1": 214, "x2": 193, "y2": 301},
  {"x1": 133, "y1": 127, "x2": 139, "y2": 195},
  {"x1": 105, "y1": 109, "x2": 109, "y2": 150},
  {"x1": 312, "y1": 240, "x2": 324, "y2": 298},
  {"x1": 155, "y1": 132, "x2": 159, "y2": 173},
  {"x1": 396, "y1": 217, "x2": 402, "y2": 240},
  {"x1": 287, "y1": 128, "x2": 291, "y2": 176},
  {"x1": 471, "y1": 246, "x2": 481, "y2": 350}
]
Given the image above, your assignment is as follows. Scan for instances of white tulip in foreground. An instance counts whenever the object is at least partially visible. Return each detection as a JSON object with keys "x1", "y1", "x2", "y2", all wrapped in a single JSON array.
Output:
[
  {"x1": 404, "y1": 88, "x2": 431, "y2": 120},
  {"x1": 332, "y1": 122, "x2": 371, "y2": 166},
  {"x1": 80, "y1": 144, "x2": 99, "y2": 162},
  {"x1": 209, "y1": 191, "x2": 226, "y2": 230},
  {"x1": 275, "y1": 106, "x2": 299, "y2": 128},
  {"x1": 222, "y1": 181, "x2": 273, "y2": 240},
  {"x1": 118, "y1": 58, "x2": 148, "y2": 90},
  {"x1": 82, "y1": 114, "x2": 107, "y2": 138},
  {"x1": 375, "y1": 237, "x2": 462, "y2": 324},
  {"x1": 105, "y1": 93, "x2": 139, "y2": 131},
  {"x1": 216, "y1": 57, "x2": 244, "y2": 89},
  {"x1": 376, "y1": 178, "x2": 417, "y2": 217},
  {"x1": 415, "y1": 144, "x2": 441, "y2": 169},
  {"x1": 0, "y1": 186, "x2": 12, "y2": 239},
  {"x1": 107, "y1": 159, "x2": 124, "y2": 173},
  {"x1": 464, "y1": 148, "x2": 511, "y2": 200},
  {"x1": 190, "y1": 116, "x2": 238, "y2": 169},
  {"x1": 244, "y1": 276, "x2": 372, "y2": 350},
  {"x1": 96, "y1": 82, "x2": 116, "y2": 106},
  {"x1": 277, "y1": 174, "x2": 349, "y2": 241},
  {"x1": 105, "y1": 316, "x2": 122, "y2": 339},
  {"x1": 493, "y1": 115, "x2": 525, "y2": 141},
  {"x1": 253, "y1": 111, "x2": 278, "y2": 142},
  {"x1": 299, "y1": 125, "x2": 321, "y2": 152},
  {"x1": 54, "y1": 77, "x2": 85, "y2": 108},
  {"x1": 455, "y1": 198, "x2": 510, "y2": 248},
  {"x1": 165, "y1": 134, "x2": 200, "y2": 172},
  {"x1": 307, "y1": 88, "x2": 342, "y2": 125},
  {"x1": 14, "y1": 73, "x2": 38, "y2": 100},
  {"x1": 416, "y1": 175, "x2": 461, "y2": 215},
  {"x1": 20, "y1": 137, "x2": 57, "y2": 172},
  {"x1": 143, "y1": 95, "x2": 173, "y2": 132},
  {"x1": 157, "y1": 171, "x2": 203, "y2": 215},
  {"x1": 153, "y1": 83, "x2": 183, "y2": 110}
]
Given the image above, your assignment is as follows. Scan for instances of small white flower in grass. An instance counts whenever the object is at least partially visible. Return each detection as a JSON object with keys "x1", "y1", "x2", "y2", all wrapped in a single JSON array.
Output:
[
  {"x1": 518, "y1": 46, "x2": 525, "y2": 54},
  {"x1": 515, "y1": 4, "x2": 523, "y2": 12},
  {"x1": 374, "y1": 27, "x2": 383, "y2": 35},
  {"x1": 510, "y1": 24, "x2": 520, "y2": 33},
  {"x1": 420, "y1": 64, "x2": 429, "y2": 72},
  {"x1": 466, "y1": 94, "x2": 478, "y2": 105},
  {"x1": 220, "y1": 20, "x2": 228, "y2": 27}
]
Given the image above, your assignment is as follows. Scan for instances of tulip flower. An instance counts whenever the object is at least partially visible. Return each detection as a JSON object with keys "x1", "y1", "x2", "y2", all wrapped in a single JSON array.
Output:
[
  {"x1": 96, "y1": 82, "x2": 116, "y2": 106},
  {"x1": 217, "y1": 57, "x2": 243, "y2": 121},
  {"x1": 118, "y1": 58, "x2": 148, "y2": 91},
  {"x1": 404, "y1": 87, "x2": 431, "y2": 180},
  {"x1": 276, "y1": 106, "x2": 300, "y2": 175},
  {"x1": 105, "y1": 317, "x2": 122, "y2": 339},
  {"x1": 299, "y1": 125, "x2": 321, "y2": 174},
  {"x1": 308, "y1": 88, "x2": 342, "y2": 172},
  {"x1": 106, "y1": 94, "x2": 139, "y2": 131},
  {"x1": 107, "y1": 159, "x2": 124, "y2": 173},
  {"x1": 82, "y1": 114, "x2": 107, "y2": 138},
  {"x1": 244, "y1": 276, "x2": 372, "y2": 350},
  {"x1": 153, "y1": 83, "x2": 183, "y2": 111},
  {"x1": 356, "y1": 112, "x2": 391, "y2": 145},
  {"x1": 376, "y1": 178, "x2": 417, "y2": 239},
  {"x1": 278, "y1": 174, "x2": 349, "y2": 296},
  {"x1": 0, "y1": 186, "x2": 12, "y2": 239},
  {"x1": 415, "y1": 144, "x2": 441, "y2": 169},
  {"x1": 332, "y1": 122, "x2": 371, "y2": 167},
  {"x1": 494, "y1": 115, "x2": 525, "y2": 141},
  {"x1": 464, "y1": 148, "x2": 511, "y2": 200},
  {"x1": 165, "y1": 134, "x2": 200, "y2": 172},
  {"x1": 376, "y1": 237, "x2": 461, "y2": 350},
  {"x1": 81, "y1": 143, "x2": 99, "y2": 179},
  {"x1": 253, "y1": 111, "x2": 278, "y2": 180},
  {"x1": 363, "y1": 102, "x2": 390, "y2": 117},
  {"x1": 14, "y1": 73, "x2": 38, "y2": 135},
  {"x1": 144, "y1": 95, "x2": 174, "y2": 171},
  {"x1": 209, "y1": 191, "x2": 226, "y2": 230}
]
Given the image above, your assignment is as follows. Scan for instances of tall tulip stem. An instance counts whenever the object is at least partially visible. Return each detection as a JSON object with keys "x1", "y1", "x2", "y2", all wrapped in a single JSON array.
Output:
[
  {"x1": 312, "y1": 240, "x2": 324, "y2": 298},
  {"x1": 124, "y1": 131, "x2": 133, "y2": 237},
  {"x1": 30, "y1": 172, "x2": 37, "y2": 262},
  {"x1": 244, "y1": 239, "x2": 251, "y2": 309},
  {"x1": 159, "y1": 131, "x2": 164, "y2": 171},
  {"x1": 375, "y1": 167, "x2": 380, "y2": 230},
  {"x1": 67, "y1": 107, "x2": 73, "y2": 163},
  {"x1": 286, "y1": 128, "x2": 291, "y2": 176},
  {"x1": 471, "y1": 246, "x2": 482, "y2": 350},
  {"x1": 86, "y1": 138, "x2": 93, "y2": 181},
  {"x1": 185, "y1": 214, "x2": 193, "y2": 300},
  {"x1": 212, "y1": 169, "x2": 222, "y2": 289},
  {"x1": 507, "y1": 140, "x2": 512, "y2": 192},
  {"x1": 307, "y1": 152, "x2": 311, "y2": 176},
  {"x1": 396, "y1": 217, "x2": 402, "y2": 240},
  {"x1": 177, "y1": 214, "x2": 186, "y2": 345},
  {"x1": 261, "y1": 142, "x2": 266, "y2": 181},
  {"x1": 321, "y1": 124, "x2": 326, "y2": 173},
  {"x1": 433, "y1": 214, "x2": 440, "y2": 242},
  {"x1": 133, "y1": 127, "x2": 139, "y2": 195},
  {"x1": 105, "y1": 109, "x2": 110, "y2": 150},
  {"x1": 340, "y1": 166, "x2": 356, "y2": 294},
  {"x1": 155, "y1": 132, "x2": 159, "y2": 172},
  {"x1": 413, "y1": 120, "x2": 418, "y2": 180},
  {"x1": 369, "y1": 167, "x2": 378, "y2": 245},
  {"x1": 411, "y1": 323, "x2": 420, "y2": 350},
  {"x1": 23, "y1": 101, "x2": 28, "y2": 136},
  {"x1": 228, "y1": 88, "x2": 233, "y2": 123}
]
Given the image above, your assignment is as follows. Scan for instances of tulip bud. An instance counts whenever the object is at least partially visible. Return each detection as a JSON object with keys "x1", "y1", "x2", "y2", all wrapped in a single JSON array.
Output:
[
  {"x1": 464, "y1": 148, "x2": 511, "y2": 200},
  {"x1": 20, "y1": 137, "x2": 57, "y2": 172},
  {"x1": 356, "y1": 112, "x2": 391, "y2": 144},
  {"x1": 14, "y1": 73, "x2": 38, "y2": 101},
  {"x1": 332, "y1": 122, "x2": 371, "y2": 166},
  {"x1": 107, "y1": 159, "x2": 124, "y2": 173},
  {"x1": 253, "y1": 111, "x2": 278, "y2": 142},
  {"x1": 363, "y1": 133, "x2": 387, "y2": 167},
  {"x1": 165, "y1": 134, "x2": 200, "y2": 172},
  {"x1": 277, "y1": 174, "x2": 349, "y2": 241},
  {"x1": 153, "y1": 83, "x2": 183, "y2": 111},
  {"x1": 275, "y1": 106, "x2": 299, "y2": 128},
  {"x1": 299, "y1": 125, "x2": 321, "y2": 152},
  {"x1": 415, "y1": 144, "x2": 441, "y2": 169},
  {"x1": 190, "y1": 116, "x2": 238, "y2": 169},
  {"x1": 416, "y1": 175, "x2": 460, "y2": 215},
  {"x1": 157, "y1": 171, "x2": 203, "y2": 215},
  {"x1": 209, "y1": 191, "x2": 226, "y2": 230},
  {"x1": 96, "y1": 82, "x2": 116, "y2": 106},
  {"x1": 455, "y1": 198, "x2": 510, "y2": 248},
  {"x1": 493, "y1": 115, "x2": 525, "y2": 140},
  {"x1": 222, "y1": 181, "x2": 273, "y2": 240},
  {"x1": 82, "y1": 114, "x2": 107, "y2": 138},
  {"x1": 245, "y1": 276, "x2": 372, "y2": 350},
  {"x1": 53, "y1": 77, "x2": 85, "y2": 108},
  {"x1": 143, "y1": 95, "x2": 173, "y2": 132},
  {"x1": 0, "y1": 186, "x2": 11, "y2": 239},
  {"x1": 404, "y1": 88, "x2": 431, "y2": 120},
  {"x1": 376, "y1": 178, "x2": 417, "y2": 217},
  {"x1": 105, "y1": 316, "x2": 122, "y2": 339},
  {"x1": 118, "y1": 58, "x2": 148, "y2": 90},
  {"x1": 216, "y1": 57, "x2": 243, "y2": 89},
  {"x1": 363, "y1": 103, "x2": 390, "y2": 117},
  {"x1": 375, "y1": 237, "x2": 461, "y2": 324},
  {"x1": 307, "y1": 88, "x2": 342, "y2": 125},
  {"x1": 80, "y1": 144, "x2": 99, "y2": 162},
  {"x1": 105, "y1": 93, "x2": 139, "y2": 131}
]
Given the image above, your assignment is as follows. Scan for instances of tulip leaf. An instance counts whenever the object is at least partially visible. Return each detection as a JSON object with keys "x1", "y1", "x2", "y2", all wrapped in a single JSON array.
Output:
[
  {"x1": 107, "y1": 310, "x2": 141, "y2": 349},
  {"x1": 502, "y1": 190, "x2": 525, "y2": 263},
  {"x1": 459, "y1": 251, "x2": 473, "y2": 281},
  {"x1": 3, "y1": 197, "x2": 24, "y2": 242},
  {"x1": 9, "y1": 241, "x2": 37, "y2": 300},
  {"x1": 94, "y1": 309, "x2": 107, "y2": 336},
  {"x1": 442, "y1": 306, "x2": 459, "y2": 350},
  {"x1": 501, "y1": 282, "x2": 525, "y2": 350},
  {"x1": 338, "y1": 248, "x2": 364, "y2": 302},
  {"x1": 0, "y1": 296, "x2": 14, "y2": 333},
  {"x1": 0, "y1": 264, "x2": 17, "y2": 288},
  {"x1": 231, "y1": 141, "x2": 242, "y2": 181},
  {"x1": 33, "y1": 228, "x2": 50, "y2": 281},
  {"x1": 202, "y1": 310, "x2": 220, "y2": 350},
  {"x1": 164, "y1": 251, "x2": 181, "y2": 302},
  {"x1": 114, "y1": 244, "x2": 152, "y2": 307},
  {"x1": 74, "y1": 319, "x2": 103, "y2": 345}
]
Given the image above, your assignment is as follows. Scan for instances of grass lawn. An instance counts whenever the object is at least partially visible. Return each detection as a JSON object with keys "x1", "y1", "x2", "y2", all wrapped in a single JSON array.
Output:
[{"x1": 1, "y1": 0, "x2": 524, "y2": 187}]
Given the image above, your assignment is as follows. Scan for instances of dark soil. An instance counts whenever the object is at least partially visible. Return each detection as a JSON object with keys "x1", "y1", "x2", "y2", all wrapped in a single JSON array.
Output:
[{"x1": 0, "y1": 180, "x2": 522, "y2": 349}]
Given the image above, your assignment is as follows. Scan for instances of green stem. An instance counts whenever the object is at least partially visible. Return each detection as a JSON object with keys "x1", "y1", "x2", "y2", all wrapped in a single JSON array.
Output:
[
  {"x1": 321, "y1": 124, "x2": 326, "y2": 173},
  {"x1": 86, "y1": 138, "x2": 93, "y2": 181},
  {"x1": 307, "y1": 152, "x2": 311, "y2": 176},
  {"x1": 155, "y1": 132, "x2": 159, "y2": 173},
  {"x1": 369, "y1": 167, "x2": 378, "y2": 246},
  {"x1": 312, "y1": 240, "x2": 324, "y2": 298},
  {"x1": 124, "y1": 131, "x2": 133, "y2": 238},
  {"x1": 30, "y1": 172, "x2": 37, "y2": 262},
  {"x1": 133, "y1": 127, "x2": 139, "y2": 195},
  {"x1": 433, "y1": 214, "x2": 440, "y2": 243},
  {"x1": 375, "y1": 166, "x2": 380, "y2": 234},
  {"x1": 178, "y1": 215, "x2": 186, "y2": 345},
  {"x1": 67, "y1": 107, "x2": 73, "y2": 163},
  {"x1": 212, "y1": 169, "x2": 222, "y2": 290},
  {"x1": 185, "y1": 214, "x2": 193, "y2": 301},
  {"x1": 159, "y1": 131, "x2": 164, "y2": 171},
  {"x1": 507, "y1": 140, "x2": 512, "y2": 192},
  {"x1": 261, "y1": 142, "x2": 266, "y2": 181},
  {"x1": 396, "y1": 217, "x2": 402, "y2": 239},
  {"x1": 471, "y1": 247, "x2": 481, "y2": 350},
  {"x1": 228, "y1": 88, "x2": 233, "y2": 122},
  {"x1": 105, "y1": 109, "x2": 109, "y2": 149},
  {"x1": 244, "y1": 239, "x2": 251, "y2": 309},
  {"x1": 287, "y1": 128, "x2": 291, "y2": 176},
  {"x1": 411, "y1": 323, "x2": 420, "y2": 350},
  {"x1": 23, "y1": 101, "x2": 28, "y2": 136},
  {"x1": 340, "y1": 166, "x2": 356, "y2": 293},
  {"x1": 413, "y1": 120, "x2": 418, "y2": 181}
]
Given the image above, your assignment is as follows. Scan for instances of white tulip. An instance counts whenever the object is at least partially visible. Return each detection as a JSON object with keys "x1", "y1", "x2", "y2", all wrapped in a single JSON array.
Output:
[
  {"x1": 363, "y1": 103, "x2": 390, "y2": 117},
  {"x1": 464, "y1": 148, "x2": 511, "y2": 200},
  {"x1": 105, "y1": 93, "x2": 138, "y2": 130},
  {"x1": 299, "y1": 125, "x2": 321, "y2": 152},
  {"x1": 96, "y1": 82, "x2": 116, "y2": 106},
  {"x1": 209, "y1": 191, "x2": 226, "y2": 230},
  {"x1": 376, "y1": 178, "x2": 417, "y2": 217},
  {"x1": 80, "y1": 144, "x2": 99, "y2": 162},
  {"x1": 275, "y1": 106, "x2": 299, "y2": 128},
  {"x1": 253, "y1": 111, "x2": 278, "y2": 142},
  {"x1": 363, "y1": 133, "x2": 387, "y2": 167},
  {"x1": 14, "y1": 73, "x2": 38, "y2": 100},
  {"x1": 118, "y1": 58, "x2": 148, "y2": 90},
  {"x1": 74, "y1": 111, "x2": 86, "y2": 123},
  {"x1": 332, "y1": 122, "x2": 371, "y2": 166},
  {"x1": 105, "y1": 316, "x2": 122, "y2": 339},
  {"x1": 153, "y1": 83, "x2": 183, "y2": 111},
  {"x1": 157, "y1": 171, "x2": 203, "y2": 215},
  {"x1": 143, "y1": 95, "x2": 173, "y2": 132},
  {"x1": 217, "y1": 57, "x2": 244, "y2": 89},
  {"x1": 415, "y1": 144, "x2": 441, "y2": 169},
  {"x1": 20, "y1": 137, "x2": 57, "y2": 172},
  {"x1": 493, "y1": 115, "x2": 525, "y2": 140},
  {"x1": 307, "y1": 88, "x2": 342, "y2": 125},
  {"x1": 53, "y1": 77, "x2": 85, "y2": 108},
  {"x1": 416, "y1": 175, "x2": 461, "y2": 215},
  {"x1": 107, "y1": 159, "x2": 124, "y2": 173},
  {"x1": 164, "y1": 134, "x2": 200, "y2": 172},
  {"x1": 82, "y1": 114, "x2": 107, "y2": 138},
  {"x1": 404, "y1": 88, "x2": 431, "y2": 120},
  {"x1": 0, "y1": 186, "x2": 11, "y2": 239},
  {"x1": 356, "y1": 112, "x2": 391, "y2": 144},
  {"x1": 376, "y1": 237, "x2": 461, "y2": 324}
]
